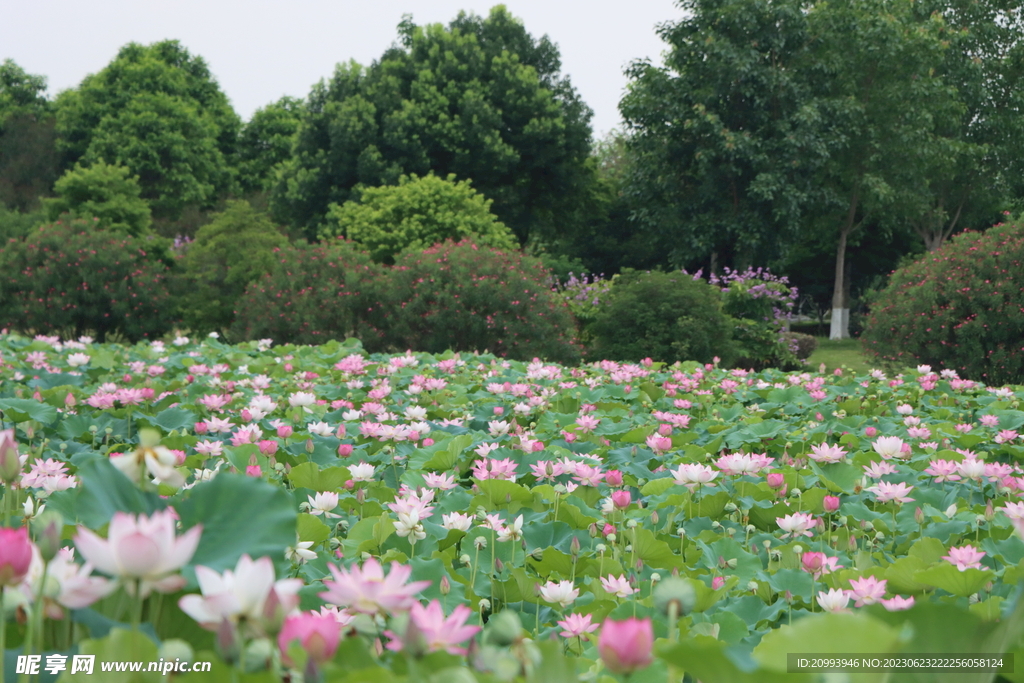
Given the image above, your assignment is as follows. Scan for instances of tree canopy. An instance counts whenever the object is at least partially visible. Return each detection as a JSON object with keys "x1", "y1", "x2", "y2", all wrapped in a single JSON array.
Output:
[
  {"x1": 272, "y1": 6, "x2": 595, "y2": 244},
  {"x1": 54, "y1": 40, "x2": 239, "y2": 219},
  {"x1": 44, "y1": 162, "x2": 152, "y2": 236}
]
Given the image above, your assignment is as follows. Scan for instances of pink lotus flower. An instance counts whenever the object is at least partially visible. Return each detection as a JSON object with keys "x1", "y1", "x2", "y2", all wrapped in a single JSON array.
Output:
[
  {"x1": 800, "y1": 551, "x2": 842, "y2": 578},
  {"x1": 872, "y1": 436, "x2": 906, "y2": 460},
  {"x1": 539, "y1": 580, "x2": 579, "y2": 608},
  {"x1": 823, "y1": 495, "x2": 841, "y2": 513},
  {"x1": 179, "y1": 554, "x2": 303, "y2": 632},
  {"x1": 278, "y1": 612, "x2": 342, "y2": 665},
  {"x1": 600, "y1": 574, "x2": 635, "y2": 598},
  {"x1": 776, "y1": 512, "x2": 816, "y2": 538},
  {"x1": 558, "y1": 613, "x2": 599, "y2": 638},
  {"x1": 942, "y1": 545, "x2": 986, "y2": 572},
  {"x1": 611, "y1": 490, "x2": 632, "y2": 510},
  {"x1": 387, "y1": 600, "x2": 480, "y2": 655},
  {"x1": 74, "y1": 509, "x2": 202, "y2": 597},
  {"x1": 816, "y1": 588, "x2": 852, "y2": 613},
  {"x1": 849, "y1": 575, "x2": 887, "y2": 606},
  {"x1": 808, "y1": 443, "x2": 847, "y2": 464},
  {"x1": 0, "y1": 527, "x2": 33, "y2": 586},
  {"x1": 866, "y1": 481, "x2": 915, "y2": 504},
  {"x1": 881, "y1": 595, "x2": 915, "y2": 611},
  {"x1": 598, "y1": 618, "x2": 654, "y2": 674},
  {"x1": 320, "y1": 557, "x2": 430, "y2": 615}
]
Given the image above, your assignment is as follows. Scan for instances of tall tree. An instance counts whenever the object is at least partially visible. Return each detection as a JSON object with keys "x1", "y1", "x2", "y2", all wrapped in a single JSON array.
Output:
[
  {"x1": 620, "y1": 0, "x2": 823, "y2": 272},
  {"x1": 236, "y1": 96, "x2": 304, "y2": 195},
  {"x1": 272, "y1": 6, "x2": 595, "y2": 244},
  {"x1": 54, "y1": 41, "x2": 240, "y2": 219},
  {"x1": 802, "y1": 0, "x2": 962, "y2": 338},
  {"x1": 0, "y1": 60, "x2": 58, "y2": 211}
]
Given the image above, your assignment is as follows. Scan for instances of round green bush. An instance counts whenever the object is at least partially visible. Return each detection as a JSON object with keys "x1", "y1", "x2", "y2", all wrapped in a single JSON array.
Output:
[
  {"x1": 0, "y1": 219, "x2": 175, "y2": 341},
  {"x1": 365, "y1": 239, "x2": 580, "y2": 363},
  {"x1": 587, "y1": 269, "x2": 736, "y2": 364},
  {"x1": 318, "y1": 173, "x2": 518, "y2": 264},
  {"x1": 862, "y1": 221, "x2": 1024, "y2": 383},
  {"x1": 230, "y1": 239, "x2": 378, "y2": 345}
]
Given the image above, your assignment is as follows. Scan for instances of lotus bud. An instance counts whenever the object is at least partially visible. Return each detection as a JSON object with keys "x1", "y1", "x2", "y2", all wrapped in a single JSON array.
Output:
[
  {"x1": 305, "y1": 439, "x2": 314, "y2": 454},
  {"x1": 823, "y1": 496, "x2": 841, "y2": 513},
  {"x1": 33, "y1": 510, "x2": 64, "y2": 562},
  {"x1": 0, "y1": 429, "x2": 20, "y2": 484},
  {"x1": 440, "y1": 575, "x2": 451, "y2": 596},
  {"x1": 215, "y1": 618, "x2": 240, "y2": 664},
  {"x1": 570, "y1": 536, "x2": 580, "y2": 557}
]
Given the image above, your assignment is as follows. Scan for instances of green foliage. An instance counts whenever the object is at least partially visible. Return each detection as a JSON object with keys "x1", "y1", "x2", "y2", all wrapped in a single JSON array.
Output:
[
  {"x1": 272, "y1": 7, "x2": 594, "y2": 244},
  {"x1": 231, "y1": 239, "x2": 378, "y2": 345},
  {"x1": 0, "y1": 60, "x2": 58, "y2": 212},
  {"x1": 619, "y1": 0, "x2": 817, "y2": 269},
  {"x1": 55, "y1": 40, "x2": 239, "y2": 219},
  {"x1": 179, "y1": 200, "x2": 288, "y2": 334},
  {"x1": 236, "y1": 96, "x2": 304, "y2": 195},
  {"x1": 715, "y1": 269, "x2": 800, "y2": 370},
  {"x1": 319, "y1": 173, "x2": 518, "y2": 263},
  {"x1": 861, "y1": 220, "x2": 1024, "y2": 383},
  {"x1": 44, "y1": 161, "x2": 152, "y2": 235},
  {"x1": 587, "y1": 269, "x2": 736, "y2": 364},
  {"x1": 0, "y1": 202, "x2": 46, "y2": 242},
  {"x1": 0, "y1": 219, "x2": 176, "y2": 341},
  {"x1": 366, "y1": 240, "x2": 580, "y2": 363}
]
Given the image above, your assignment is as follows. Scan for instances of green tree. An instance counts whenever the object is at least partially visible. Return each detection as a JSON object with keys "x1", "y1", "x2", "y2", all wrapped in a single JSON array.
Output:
[
  {"x1": 620, "y1": 0, "x2": 822, "y2": 273},
  {"x1": 0, "y1": 60, "x2": 58, "y2": 211},
  {"x1": 180, "y1": 200, "x2": 288, "y2": 334},
  {"x1": 319, "y1": 173, "x2": 517, "y2": 263},
  {"x1": 43, "y1": 162, "x2": 151, "y2": 235},
  {"x1": 802, "y1": 0, "x2": 962, "y2": 338},
  {"x1": 272, "y1": 6, "x2": 594, "y2": 244},
  {"x1": 236, "y1": 96, "x2": 304, "y2": 195},
  {"x1": 54, "y1": 41, "x2": 239, "y2": 219}
]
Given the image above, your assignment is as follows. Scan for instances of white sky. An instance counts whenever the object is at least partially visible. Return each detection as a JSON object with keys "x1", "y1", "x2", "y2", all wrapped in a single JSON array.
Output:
[{"x1": 2, "y1": 0, "x2": 680, "y2": 138}]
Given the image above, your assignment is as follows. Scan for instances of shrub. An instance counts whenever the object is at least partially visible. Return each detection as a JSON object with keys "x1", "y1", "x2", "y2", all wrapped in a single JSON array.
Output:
[
  {"x1": 43, "y1": 162, "x2": 152, "y2": 236},
  {"x1": 0, "y1": 219, "x2": 175, "y2": 341},
  {"x1": 587, "y1": 269, "x2": 735, "y2": 364},
  {"x1": 366, "y1": 240, "x2": 580, "y2": 363},
  {"x1": 231, "y1": 240, "x2": 378, "y2": 345},
  {"x1": 861, "y1": 221, "x2": 1024, "y2": 383},
  {"x1": 781, "y1": 331, "x2": 817, "y2": 361},
  {"x1": 552, "y1": 272, "x2": 615, "y2": 347},
  {"x1": 179, "y1": 200, "x2": 288, "y2": 334},
  {"x1": 318, "y1": 174, "x2": 518, "y2": 263},
  {"x1": 712, "y1": 267, "x2": 800, "y2": 370}
]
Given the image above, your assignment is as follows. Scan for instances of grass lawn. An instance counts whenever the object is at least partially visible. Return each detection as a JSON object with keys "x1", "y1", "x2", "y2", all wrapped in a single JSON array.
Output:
[{"x1": 806, "y1": 337, "x2": 874, "y2": 375}]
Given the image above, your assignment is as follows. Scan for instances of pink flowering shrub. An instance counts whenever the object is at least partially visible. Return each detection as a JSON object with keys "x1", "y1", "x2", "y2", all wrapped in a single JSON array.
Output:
[
  {"x1": 364, "y1": 240, "x2": 580, "y2": 364},
  {"x1": 231, "y1": 239, "x2": 380, "y2": 345},
  {"x1": 862, "y1": 220, "x2": 1024, "y2": 383},
  {"x1": 0, "y1": 219, "x2": 176, "y2": 341}
]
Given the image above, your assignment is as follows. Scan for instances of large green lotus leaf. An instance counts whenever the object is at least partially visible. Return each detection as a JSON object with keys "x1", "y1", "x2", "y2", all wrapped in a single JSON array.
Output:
[
  {"x1": 913, "y1": 564, "x2": 992, "y2": 598},
  {"x1": 57, "y1": 628, "x2": 161, "y2": 683},
  {"x1": 175, "y1": 473, "x2": 296, "y2": 574},
  {"x1": 658, "y1": 637, "x2": 801, "y2": 683},
  {"x1": 0, "y1": 397, "x2": 57, "y2": 424},
  {"x1": 289, "y1": 461, "x2": 351, "y2": 492},
  {"x1": 752, "y1": 612, "x2": 903, "y2": 673},
  {"x1": 47, "y1": 458, "x2": 167, "y2": 528}
]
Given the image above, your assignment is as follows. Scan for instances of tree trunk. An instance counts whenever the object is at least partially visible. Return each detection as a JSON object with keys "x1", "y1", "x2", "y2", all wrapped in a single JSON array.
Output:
[{"x1": 830, "y1": 193, "x2": 860, "y2": 340}]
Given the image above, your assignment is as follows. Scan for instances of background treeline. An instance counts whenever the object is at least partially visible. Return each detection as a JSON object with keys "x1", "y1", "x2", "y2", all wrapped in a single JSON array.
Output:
[{"x1": 2, "y1": 1, "x2": 1024, "y2": 345}]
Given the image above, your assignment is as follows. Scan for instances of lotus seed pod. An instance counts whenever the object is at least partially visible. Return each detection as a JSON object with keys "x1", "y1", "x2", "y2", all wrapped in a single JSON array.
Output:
[{"x1": 653, "y1": 576, "x2": 697, "y2": 616}]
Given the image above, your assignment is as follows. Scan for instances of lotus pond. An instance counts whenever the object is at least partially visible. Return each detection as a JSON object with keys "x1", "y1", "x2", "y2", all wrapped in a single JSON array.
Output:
[{"x1": 1, "y1": 333, "x2": 1024, "y2": 683}]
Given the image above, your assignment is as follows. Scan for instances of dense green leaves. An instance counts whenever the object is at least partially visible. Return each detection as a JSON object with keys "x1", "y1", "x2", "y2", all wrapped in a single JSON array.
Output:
[{"x1": 272, "y1": 7, "x2": 594, "y2": 244}]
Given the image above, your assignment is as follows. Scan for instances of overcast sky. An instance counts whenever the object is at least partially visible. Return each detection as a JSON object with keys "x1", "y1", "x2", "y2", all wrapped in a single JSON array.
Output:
[{"x1": 2, "y1": 1, "x2": 680, "y2": 138}]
